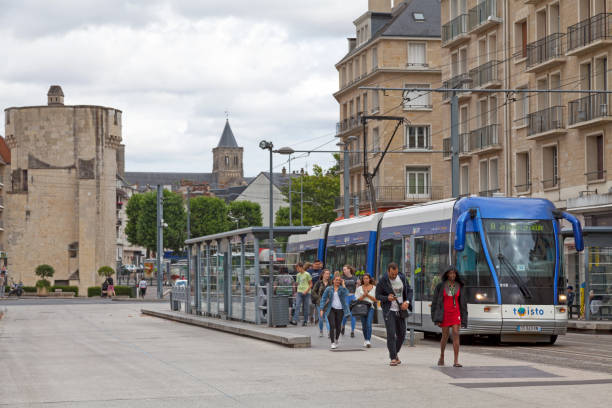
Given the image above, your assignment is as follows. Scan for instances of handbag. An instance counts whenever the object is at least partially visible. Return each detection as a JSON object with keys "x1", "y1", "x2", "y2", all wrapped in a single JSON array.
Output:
[{"x1": 350, "y1": 300, "x2": 371, "y2": 317}]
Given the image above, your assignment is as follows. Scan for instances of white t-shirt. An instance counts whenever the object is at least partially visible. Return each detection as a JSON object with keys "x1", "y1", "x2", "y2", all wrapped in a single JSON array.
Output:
[
  {"x1": 355, "y1": 285, "x2": 377, "y2": 305},
  {"x1": 389, "y1": 276, "x2": 404, "y2": 312},
  {"x1": 139, "y1": 280, "x2": 148, "y2": 289},
  {"x1": 331, "y1": 289, "x2": 343, "y2": 309}
]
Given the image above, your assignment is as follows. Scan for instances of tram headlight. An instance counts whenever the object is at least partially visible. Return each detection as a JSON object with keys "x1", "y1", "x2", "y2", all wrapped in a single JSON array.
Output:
[
  {"x1": 475, "y1": 293, "x2": 487, "y2": 301},
  {"x1": 558, "y1": 294, "x2": 567, "y2": 304}
]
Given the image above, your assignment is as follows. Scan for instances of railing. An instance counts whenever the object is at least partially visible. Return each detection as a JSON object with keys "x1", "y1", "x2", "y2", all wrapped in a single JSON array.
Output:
[
  {"x1": 442, "y1": 14, "x2": 468, "y2": 45},
  {"x1": 470, "y1": 124, "x2": 499, "y2": 150},
  {"x1": 443, "y1": 73, "x2": 471, "y2": 99},
  {"x1": 542, "y1": 177, "x2": 560, "y2": 190},
  {"x1": 349, "y1": 152, "x2": 362, "y2": 168},
  {"x1": 479, "y1": 188, "x2": 500, "y2": 197},
  {"x1": 0, "y1": 196, "x2": 3, "y2": 207},
  {"x1": 569, "y1": 93, "x2": 611, "y2": 125},
  {"x1": 336, "y1": 112, "x2": 364, "y2": 135},
  {"x1": 470, "y1": 60, "x2": 500, "y2": 88},
  {"x1": 336, "y1": 186, "x2": 445, "y2": 207},
  {"x1": 527, "y1": 106, "x2": 565, "y2": 136},
  {"x1": 567, "y1": 13, "x2": 612, "y2": 52},
  {"x1": 586, "y1": 169, "x2": 607, "y2": 182},
  {"x1": 515, "y1": 182, "x2": 532, "y2": 193},
  {"x1": 526, "y1": 33, "x2": 565, "y2": 69},
  {"x1": 468, "y1": 0, "x2": 498, "y2": 31}
]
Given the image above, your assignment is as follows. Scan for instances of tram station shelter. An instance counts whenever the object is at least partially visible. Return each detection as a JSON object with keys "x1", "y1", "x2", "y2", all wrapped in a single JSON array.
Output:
[
  {"x1": 564, "y1": 227, "x2": 612, "y2": 321},
  {"x1": 185, "y1": 226, "x2": 310, "y2": 325}
]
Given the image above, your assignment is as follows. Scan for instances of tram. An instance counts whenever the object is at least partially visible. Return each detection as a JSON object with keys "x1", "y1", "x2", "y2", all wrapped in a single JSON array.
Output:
[
  {"x1": 286, "y1": 223, "x2": 328, "y2": 265},
  {"x1": 288, "y1": 196, "x2": 584, "y2": 343}
]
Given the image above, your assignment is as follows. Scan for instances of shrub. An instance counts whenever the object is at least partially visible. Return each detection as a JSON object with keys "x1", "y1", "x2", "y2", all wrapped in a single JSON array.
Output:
[
  {"x1": 97, "y1": 266, "x2": 115, "y2": 277},
  {"x1": 35, "y1": 264, "x2": 55, "y2": 280},
  {"x1": 35, "y1": 279, "x2": 51, "y2": 289},
  {"x1": 114, "y1": 285, "x2": 133, "y2": 297},
  {"x1": 50, "y1": 285, "x2": 79, "y2": 296},
  {"x1": 22, "y1": 286, "x2": 36, "y2": 293},
  {"x1": 88, "y1": 286, "x2": 102, "y2": 297}
]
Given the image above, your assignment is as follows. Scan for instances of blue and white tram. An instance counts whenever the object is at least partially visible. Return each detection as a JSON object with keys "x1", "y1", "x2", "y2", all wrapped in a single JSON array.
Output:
[
  {"x1": 378, "y1": 196, "x2": 584, "y2": 343},
  {"x1": 286, "y1": 223, "x2": 329, "y2": 265},
  {"x1": 325, "y1": 213, "x2": 384, "y2": 277}
]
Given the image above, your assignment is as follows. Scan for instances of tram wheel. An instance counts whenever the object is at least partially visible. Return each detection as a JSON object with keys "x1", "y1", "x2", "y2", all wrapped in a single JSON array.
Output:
[{"x1": 546, "y1": 335, "x2": 558, "y2": 345}]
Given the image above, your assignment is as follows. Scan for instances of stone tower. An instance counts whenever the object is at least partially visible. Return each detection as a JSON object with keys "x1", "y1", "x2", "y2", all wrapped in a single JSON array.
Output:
[
  {"x1": 212, "y1": 120, "x2": 243, "y2": 188},
  {"x1": 3, "y1": 85, "x2": 122, "y2": 295}
]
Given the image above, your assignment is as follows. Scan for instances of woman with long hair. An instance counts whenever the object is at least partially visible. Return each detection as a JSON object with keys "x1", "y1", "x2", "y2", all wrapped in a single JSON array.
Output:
[
  {"x1": 312, "y1": 269, "x2": 332, "y2": 337},
  {"x1": 354, "y1": 274, "x2": 376, "y2": 347},
  {"x1": 341, "y1": 264, "x2": 358, "y2": 337},
  {"x1": 431, "y1": 265, "x2": 468, "y2": 367},
  {"x1": 320, "y1": 275, "x2": 351, "y2": 349}
]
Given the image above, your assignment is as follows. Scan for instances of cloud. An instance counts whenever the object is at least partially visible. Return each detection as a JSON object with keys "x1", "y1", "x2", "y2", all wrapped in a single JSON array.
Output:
[{"x1": 0, "y1": 0, "x2": 366, "y2": 176}]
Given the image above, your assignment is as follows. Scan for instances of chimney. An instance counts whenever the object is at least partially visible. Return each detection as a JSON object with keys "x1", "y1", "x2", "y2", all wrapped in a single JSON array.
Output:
[
  {"x1": 282, "y1": 167, "x2": 287, "y2": 175},
  {"x1": 368, "y1": 0, "x2": 392, "y2": 13},
  {"x1": 348, "y1": 38, "x2": 357, "y2": 52},
  {"x1": 47, "y1": 85, "x2": 64, "y2": 106}
]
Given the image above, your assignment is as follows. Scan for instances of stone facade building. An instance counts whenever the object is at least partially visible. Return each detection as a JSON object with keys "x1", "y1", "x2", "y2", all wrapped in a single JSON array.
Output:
[
  {"x1": 334, "y1": 0, "x2": 445, "y2": 217},
  {"x1": 3, "y1": 86, "x2": 122, "y2": 292}
]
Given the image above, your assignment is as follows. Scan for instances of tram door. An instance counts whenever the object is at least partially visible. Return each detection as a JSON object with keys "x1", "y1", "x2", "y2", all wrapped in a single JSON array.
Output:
[{"x1": 405, "y1": 236, "x2": 425, "y2": 326}]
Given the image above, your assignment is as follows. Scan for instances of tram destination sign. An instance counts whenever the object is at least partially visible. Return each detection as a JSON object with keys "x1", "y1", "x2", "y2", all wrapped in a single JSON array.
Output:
[{"x1": 484, "y1": 220, "x2": 553, "y2": 234}]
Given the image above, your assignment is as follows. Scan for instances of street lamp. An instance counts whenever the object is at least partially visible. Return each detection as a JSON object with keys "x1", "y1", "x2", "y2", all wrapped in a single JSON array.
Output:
[
  {"x1": 259, "y1": 140, "x2": 274, "y2": 327},
  {"x1": 275, "y1": 147, "x2": 296, "y2": 226}
]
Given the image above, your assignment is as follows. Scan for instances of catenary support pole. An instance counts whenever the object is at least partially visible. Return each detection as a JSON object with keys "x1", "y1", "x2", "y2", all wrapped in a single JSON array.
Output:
[
  {"x1": 409, "y1": 235, "x2": 416, "y2": 347},
  {"x1": 268, "y1": 146, "x2": 274, "y2": 327},
  {"x1": 240, "y1": 235, "x2": 246, "y2": 322},
  {"x1": 156, "y1": 185, "x2": 163, "y2": 299},
  {"x1": 451, "y1": 92, "x2": 460, "y2": 198},
  {"x1": 344, "y1": 144, "x2": 350, "y2": 219},
  {"x1": 254, "y1": 237, "x2": 261, "y2": 325},
  {"x1": 288, "y1": 154, "x2": 292, "y2": 226},
  {"x1": 195, "y1": 244, "x2": 202, "y2": 314},
  {"x1": 186, "y1": 188, "x2": 191, "y2": 287}
]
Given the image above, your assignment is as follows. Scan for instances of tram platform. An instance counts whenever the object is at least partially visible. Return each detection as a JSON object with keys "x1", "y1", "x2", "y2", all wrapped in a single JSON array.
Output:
[{"x1": 568, "y1": 319, "x2": 612, "y2": 332}]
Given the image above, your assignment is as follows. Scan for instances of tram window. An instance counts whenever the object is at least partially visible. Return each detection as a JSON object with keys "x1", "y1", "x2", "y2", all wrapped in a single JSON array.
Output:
[
  {"x1": 303, "y1": 249, "x2": 317, "y2": 263},
  {"x1": 455, "y1": 232, "x2": 496, "y2": 301},
  {"x1": 335, "y1": 246, "x2": 346, "y2": 272},
  {"x1": 346, "y1": 246, "x2": 356, "y2": 269},
  {"x1": 354, "y1": 244, "x2": 367, "y2": 276},
  {"x1": 326, "y1": 247, "x2": 336, "y2": 271},
  {"x1": 414, "y1": 234, "x2": 450, "y2": 301},
  {"x1": 380, "y1": 239, "x2": 402, "y2": 279}
]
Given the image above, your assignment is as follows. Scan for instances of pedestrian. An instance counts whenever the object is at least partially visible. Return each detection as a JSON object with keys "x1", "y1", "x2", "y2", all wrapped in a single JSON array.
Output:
[
  {"x1": 290, "y1": 262, "x2": 312, "y2": 326},
  {"x1": 431, "y1": 265, "x2": 468, "y2": 367},
  {"x1": 567, "y1": 285, "x2": 576, "y2": 318},
  {"x1": 138, "y1": 277, "x2": 148, "y2": 298},
  {"x1": 375, "y1": 262, "x2": 412, "y2": 366},
  {"x1": 308, "y1": 260, "x2": 324, "y2": 285},
  {"x1": 106, "y1": 276, "x2": 115, "y2": 298},
  {"x1": 0, "y1": 267, "x2": 6, "y2": 298},
  {"x1": 341, "y1": 265, "x2": 358, "y2": 337},
  {"x1": 312, "y1": 268, "x2": 332, "y2": 337},
  {"x1": 319, "y1": 275, "x2": 351, "y2": 349},
  {"x1": 354, "y1": 273, "x2": 376, "y2": 348}
]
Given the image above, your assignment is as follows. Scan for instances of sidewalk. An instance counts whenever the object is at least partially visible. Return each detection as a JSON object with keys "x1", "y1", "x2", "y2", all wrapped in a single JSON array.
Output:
[{"x1": 568, "y1": 319, "x2": 612, "y2": 332}]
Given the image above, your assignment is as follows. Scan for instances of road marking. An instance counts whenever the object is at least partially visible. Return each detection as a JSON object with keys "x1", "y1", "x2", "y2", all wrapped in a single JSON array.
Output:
[{"x1": 452, "y1": 379, "x2": 612, "y2": 388}]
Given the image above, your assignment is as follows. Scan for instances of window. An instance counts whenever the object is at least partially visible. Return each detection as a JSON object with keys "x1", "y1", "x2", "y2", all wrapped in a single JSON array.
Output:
[
  {"x1": 380, "y1": 239, "x2": 402, "y2": 279},
  {"x1": 372, "y1": 127, "x2": 380, "y2": 152},
  {"x1": 586, "y1": 134, "x2": 605, "y2": 182},
  {"x1": 406, "y1": 166, "x2": 430, "y2": 198},
  {"x1": 515, "y1": 20, "x2": 527, "y2": 58},
  {"x1": 408, "y1": 42, "x2": 426, "y2": 67},
  {"x1": 363, "y1": 93, "x2": 368, "y2": 113},
  {"x1": 342, "y1": 66, "x2": 347, "y2": 86},
  {"x1": 362, "y1": 55, "x2": 367, "y2": 75},
  {"x1": 413, "y1": 234, "x2": 451, "y2": 301},
  {"x1": 515, "y1": 85, "x2": 529, "y2": 127},
  {"x1": 460, "y1": 165, "x2": 469, "y2": 195},
  {"x1": 68, "y1": 242, "x2": 79, "y2": 258},
  {"x1": 114, "y1": 110, "x2": 121, "y2": 125},
  {"x1": 234, "y1": 156, "x2": 239, "y2": 166},
  {"x1": 595, "y1": 56, "x2": 608, "y2": 91},
  {"x1": 489, "y1": 158, "x2": 499, "y2": 191},
  {"x1": 224, "y1": 156, "x2": 229, "y2": 167},
  {"x1": 405, "y1": 125, "x2": 431, "y2": 150},
  {"x1": 5, "y1": 110, "x2": 9, "y2": 125},
  {"x1": 516, "y1": 152, "x2": 531, "y2": 192},
  {"x1": 479, "y1": 160, "x2": 489, "y2": 194},
  {"x1": 403, "y1": 84, "x2": 431, "y2": 110},
  {"x1": 550, "y1": 73, "x2": 561, "y2": 106},
  {"x1": 372, "y1": 90, "x2": 380, "y2": 112},
  {"x1": 372, "y1": 47, "x2": 378, "y2": 68},
  {"x1": 543, "y1": 145, "x2": 559, "y2": 189},
  {"x1": 413, "y1": 12, "x2": 425, "y2": 21}
]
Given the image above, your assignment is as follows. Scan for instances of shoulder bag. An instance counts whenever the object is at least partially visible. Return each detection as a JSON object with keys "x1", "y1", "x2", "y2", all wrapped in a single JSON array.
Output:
[
  {"x1": 396, "y1": 298, "x2": 410, "y2": 319},
  {"x1": 350, "y1": 300, "x2": 370, "y2": 316}
]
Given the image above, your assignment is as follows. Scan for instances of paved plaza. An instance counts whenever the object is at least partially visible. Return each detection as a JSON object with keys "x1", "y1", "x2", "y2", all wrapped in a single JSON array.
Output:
[{"x1": 0, "y1": 300, "x2": 611, "y2": 407}]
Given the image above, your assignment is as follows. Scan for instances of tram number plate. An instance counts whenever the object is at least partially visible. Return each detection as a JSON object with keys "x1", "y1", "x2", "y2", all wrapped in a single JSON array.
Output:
[{"x1": 517, "y1": 325, "x2": 542, "y2": 332}]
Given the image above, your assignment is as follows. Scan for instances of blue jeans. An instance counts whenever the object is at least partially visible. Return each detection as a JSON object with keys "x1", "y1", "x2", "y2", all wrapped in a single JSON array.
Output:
[
  {"x1": 316, "y1": 305, "x2": 330, "y2": 332},
  {"x1": 341, "y1": 294, "x2": 356, "y2": 332},
  {"x1": 293, "y1": 292, "x2": 310, "y2": 323},
  {"x1": 360, "y1": 307, "x2": 374, "y2": 341}
]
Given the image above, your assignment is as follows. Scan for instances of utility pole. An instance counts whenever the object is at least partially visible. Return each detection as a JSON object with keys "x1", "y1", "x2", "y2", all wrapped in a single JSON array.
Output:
[
  {"x1": 186, "y1": 187, "x2": 191, "y2": 287},
  {"x1": 268, "y1": 145, "x2": 274, "y2": 327},
  {"x1": 300, "y1": 168, "x2": 304, "y2": 226},
  {"x1": 342, "y1": 143, "x2": 350, "y2": 219},
  {"x1": 451, "y1": 92, "x2": 460, "y2": 198},
  {"x1": 288, "y1": 154, "x2": 292, "y2": 226},
  {"x1": 156, "y1": 185, "x2": 163, "y2": 299}
]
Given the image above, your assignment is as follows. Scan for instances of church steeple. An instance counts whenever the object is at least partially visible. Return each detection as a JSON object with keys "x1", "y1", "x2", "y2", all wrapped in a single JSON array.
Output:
[{"x1": 212, "y1": 119, "x2": 244, "y2": 188}]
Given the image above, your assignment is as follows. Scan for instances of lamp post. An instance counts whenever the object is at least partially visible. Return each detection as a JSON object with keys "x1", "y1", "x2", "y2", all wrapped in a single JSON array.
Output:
[{"x1": 259, "y1": 140, "x2": 274, "y2": 327}]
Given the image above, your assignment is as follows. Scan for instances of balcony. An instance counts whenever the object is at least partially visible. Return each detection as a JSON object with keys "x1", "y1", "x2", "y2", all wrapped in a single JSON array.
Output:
[
  {"x1": 468, "y1": 0, "x2": 501, "y2": 34},
  {"x1": 567, "y1": 13, "x2": 612, "y2": 56},
  {"x1": 527, "y1": 106, "x2": 567, "y2": 139},
  {"x1": 470, "y1": 60, "x2": 502, "y2": 90},
  {"x1": 542, "y1": 177, "x2": 560, "y2": 190},
  {"x1": 443, "y1": 134, "x2": 471, "y2": 159},
  {"x1": 479, "y1": 188, "x2": 501, "y2": 197},
  {"x1": 525, "y1": 33, "x2": 566, "y2": 73},
  {"x1": 336, "y1": 112, "x2": 364, "y2": 136},
  {"x1": 568, "y1": 93, "x2": 612, "y2": 128},
  {"x1": 0, "y1": 174, "x2": 3, "y2": 188},
  {"x1": 515, "y1": 182, "x2": 532, "y2": 194},
  {"x1": 586, "y1": 169, "x2": 607, "y2": 184},
  {"x1": 336, "y1": 185, "x2": 445, "y2": 208},
  {"x1": 470, "y1": 124, "x2": 501, "y2": 154},
  {"x1": 443, "y1": 73, "x2": 472, "y2": 101},
  {"x1": 442, "y1": 14, "x2": 469, "y2": 48},
  {"x1": 0, "y1": 195, "x2": 3, "y2": 209}
]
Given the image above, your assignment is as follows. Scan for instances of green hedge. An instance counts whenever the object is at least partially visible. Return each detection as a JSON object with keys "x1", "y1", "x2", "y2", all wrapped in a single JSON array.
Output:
[
  {"x1": 23, "y1": 286, "x2": 37, "y2": 293},
  {"x1": 88, "y1": 286, "x2": 101, "y2": 297},
  {"x1": 115, "y1": 285, "x2": 133, "y2": 297},
  {"x1": 50, "y1": 285, "x2": 79, "y2": 296}
]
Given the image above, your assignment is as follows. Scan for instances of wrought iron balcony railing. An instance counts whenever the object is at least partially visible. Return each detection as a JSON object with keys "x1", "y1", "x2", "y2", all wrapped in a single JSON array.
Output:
[
  {"x1": 526, "y1": 33, "x2": 565, "y2": 69},
  {"x1": 527, "y1": 106, "x2": 565, "y2": 136},
  {"x1": 567, "y1": 13, "x2": 612, "y2": 52},
  {"x1": 442, "y1": 14, "x2": 469, "y2": 45},
  {"x1": 569, "y1": 93, "x2": 611, "y2": 125}
]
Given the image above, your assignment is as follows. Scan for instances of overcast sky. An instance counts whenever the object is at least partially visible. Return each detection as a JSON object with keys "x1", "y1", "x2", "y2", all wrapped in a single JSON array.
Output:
[{"x1": 0, "y1": 0, "x2": 366, "y2": 176}]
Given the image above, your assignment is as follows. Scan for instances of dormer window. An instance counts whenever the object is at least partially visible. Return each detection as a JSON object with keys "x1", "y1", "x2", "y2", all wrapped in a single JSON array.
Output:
[{"x1": 413, "y1": 12, "x2": 425, "y2": 22}]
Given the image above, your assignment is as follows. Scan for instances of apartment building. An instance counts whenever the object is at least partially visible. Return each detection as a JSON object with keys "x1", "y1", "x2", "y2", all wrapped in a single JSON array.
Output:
[{"x1": 334, "y1": 0, "x2": 446, "y2": 217}]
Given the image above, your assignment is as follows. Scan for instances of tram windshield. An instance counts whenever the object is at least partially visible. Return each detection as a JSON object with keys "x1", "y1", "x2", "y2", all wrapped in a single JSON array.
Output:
[{"x1": 483, "y1": 219, "x2": 557, "y2": 304}]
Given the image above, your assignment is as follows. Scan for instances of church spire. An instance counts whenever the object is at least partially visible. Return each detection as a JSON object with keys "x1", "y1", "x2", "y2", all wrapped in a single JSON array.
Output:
[{"x1": 217, "y1": 119, "x2": 239, "y2": 148}]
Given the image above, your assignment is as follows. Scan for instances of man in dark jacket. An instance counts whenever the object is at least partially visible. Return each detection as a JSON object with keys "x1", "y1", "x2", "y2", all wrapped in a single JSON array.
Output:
[{"x1": 376, "y1": 262, "x2": 412, "y2": 366}]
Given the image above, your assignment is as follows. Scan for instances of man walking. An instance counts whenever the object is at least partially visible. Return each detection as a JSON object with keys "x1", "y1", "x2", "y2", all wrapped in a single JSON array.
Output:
[
  {"x1": 308, "y1": 260, "x2": 324, "y2": 285},
  {"x1": 290, "y1": 262, "x2": 312, "y2": 326},
  {"x1": 376, "y1": 262, "x2": 412, "y2": 366},
  {"x1": 138, "y1": 277, "x2": 148, "y2": 298}
]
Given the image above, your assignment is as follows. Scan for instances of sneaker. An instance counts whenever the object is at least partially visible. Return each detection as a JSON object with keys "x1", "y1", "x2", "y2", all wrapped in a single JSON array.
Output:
[
  {"x1": 350, "y1": 332, "x2": 355, "y2": 338},
  {"x1": 331, "y1": 343, "x2": 337, "y2": 350},
  {"x1": 365, "y1": 340, "x2": 371, "y2": 348},
  {"x1": 319, "y1": 330, "x2": 324, "y2": 337},
  {"x1": 341, "y1": 327, "x2": 345, "y2": 336},
  {"x1": 289, "y1": 320, "x2": 297, "y2": 326},
  {"x1": 302, "y1": 321, "x2": 308, "y2": 327}
]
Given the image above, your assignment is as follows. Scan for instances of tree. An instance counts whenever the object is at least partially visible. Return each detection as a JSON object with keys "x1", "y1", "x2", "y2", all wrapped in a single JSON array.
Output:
[
  {"x1": 228, "y1": 201, "x2": 263, "y2": 229},
  {"x1": 97, "y1": 266, "x2": 115, "y2": 278},
  {"x1": 134, "y1": 190, "x2": 186, "y2": 253},
  {"x1": 190, "y1": 196, "x2": 229, "y2": 237},
  {"x1": 35, "y1": 264, "x2": 55, "y2": 288},
  {"x1": 275, "y1": 163, "x2": 340, "y2": 226},
  {"x1": 125, "y1": 193, "x2": 145, "y2": 247}
]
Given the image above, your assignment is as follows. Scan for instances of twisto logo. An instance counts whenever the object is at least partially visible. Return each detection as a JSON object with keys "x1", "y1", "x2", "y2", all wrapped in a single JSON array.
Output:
[{"x1": 513, "y1": 306, "x2": 544, "y2": 317}]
